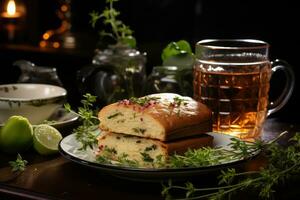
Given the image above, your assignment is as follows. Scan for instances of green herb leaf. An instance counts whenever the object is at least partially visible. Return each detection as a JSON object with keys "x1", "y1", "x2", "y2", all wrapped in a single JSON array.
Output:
[
  {"x1": 120, "y1": 36, "x2": 136, "y2": 48},
  {"x1": 74, "y1": 125, "x2": 99, "y2": 150},
  {"x1": 128, "y1": 96, "x2": 160, "y2": 107},
  {"x1": 65, "y1": 93, "x2": 100, "y2": 150},
  {"x1": 162, "y1": 131, "x2": 300, "y2": 200},
  {"x1": 90, "y1": 0, "x2": 136, "y2": 47},
  {"x1": 116, "y1": 153, "x2": 139, "y2": 167},
  {"x1": 9, "y1": 154, "x2": 28, "y2": 172},
  {"x1": 161, "y1": 40, "x2": 193, "y2": 62}
]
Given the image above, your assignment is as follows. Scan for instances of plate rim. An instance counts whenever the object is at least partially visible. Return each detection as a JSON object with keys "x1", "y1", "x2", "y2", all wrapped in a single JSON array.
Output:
[
  {"x1": 0, "y1": 107, "x2": 79, "y2": 128},
  {"x1": 59, "y1": 132, "x2": 260, "y2": 174}
]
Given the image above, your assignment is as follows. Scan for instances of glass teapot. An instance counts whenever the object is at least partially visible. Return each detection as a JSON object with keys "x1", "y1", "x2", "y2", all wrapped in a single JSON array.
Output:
[
  {"x1": 77, "y1": 44, "x2": 147, "y2": 105},
  {"x1": 14, "y1": 60, "x2": 62, "y2": 86}
]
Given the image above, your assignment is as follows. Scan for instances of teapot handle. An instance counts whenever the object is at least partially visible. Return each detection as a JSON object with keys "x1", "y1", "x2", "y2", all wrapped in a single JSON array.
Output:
[
  {"x1": 13, "y1": 60, "x2": 36, "y2": 83},
  {"x1": 13, "y1": 60, "x2": 35, "y2": 71}
]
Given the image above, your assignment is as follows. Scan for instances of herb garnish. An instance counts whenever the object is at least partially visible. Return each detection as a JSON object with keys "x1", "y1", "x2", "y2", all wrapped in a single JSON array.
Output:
[
  {"x1": 9, "y1": 154, "x2": 28, "y2": 172},
  {"x1": 169, "y1": 97, "x2": 188, "y2": 116},
  {"x1": 162, "y1": 131, "x2": 300, "y2": 200},
  {"x1": 129, "y1": 96, "x2": 161, "y2": 107},
  {"x1": 116, "y1": 153, "x2": 139, "y2": 167},
  {"x1": 171, "y1": 97, "x2": 188, "y2": 107},
  {"x1": 94, "y1": 134, "x2": 261, "y2": 168},
  {"x1": 65, "y1": 93, "x2": 100, "y2": 150},
  {"x1": 97, "y1": 147, "x2": 139, "y2": 167}
]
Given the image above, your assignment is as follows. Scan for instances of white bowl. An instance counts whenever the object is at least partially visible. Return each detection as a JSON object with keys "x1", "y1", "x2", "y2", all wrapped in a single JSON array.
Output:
[{"x1": 0, "y1": 83, "x2": 67, "y2": 124}]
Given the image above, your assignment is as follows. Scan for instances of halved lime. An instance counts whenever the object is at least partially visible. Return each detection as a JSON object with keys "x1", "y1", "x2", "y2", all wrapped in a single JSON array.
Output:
[
  {"x1": 0, "y1": 116, "x2": 33, "y2": 153},
  {"x1": 33, "y1": 124, "x2": 62, "y2": 155}
]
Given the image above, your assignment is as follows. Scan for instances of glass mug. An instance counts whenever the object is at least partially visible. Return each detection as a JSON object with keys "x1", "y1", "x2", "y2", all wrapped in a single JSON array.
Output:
[{"x1": 193, "y1": 39, "x2": 295, "y2": 140}]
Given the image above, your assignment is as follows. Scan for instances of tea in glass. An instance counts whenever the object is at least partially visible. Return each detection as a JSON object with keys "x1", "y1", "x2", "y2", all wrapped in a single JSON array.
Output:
[{"x1": 193, "y1": 40, "x2": 294, "y2": 140}]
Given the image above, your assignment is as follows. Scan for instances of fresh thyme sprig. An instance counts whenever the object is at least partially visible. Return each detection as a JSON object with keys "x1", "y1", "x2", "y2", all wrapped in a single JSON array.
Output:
[
  {"x1": 64, "y1": 93, "x2": 100, "y2": 150},
  {"x1": 97, "y1": 149, "x2": 140, "y2": 168},
  {"x1": 162, "y1": 131, "x2": 300, "y2": 200},
  {"x1": 90, "y1": 0, "x2": 136, "y2": 48},
  {"x1": 9, "y1": 154, "x2": 28, "y2": 172}
]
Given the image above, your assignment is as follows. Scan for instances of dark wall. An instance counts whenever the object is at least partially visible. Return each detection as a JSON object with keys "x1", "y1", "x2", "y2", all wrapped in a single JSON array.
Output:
[
  {"x1": 138, "y1": 0, "x2": 298, "y2": 122},
  {"x1": 0, "y1": 0, "x2": 299, "y2": 121},
  {"x1": 74, "y1": 0, "x2": 299, "y2": 121}
]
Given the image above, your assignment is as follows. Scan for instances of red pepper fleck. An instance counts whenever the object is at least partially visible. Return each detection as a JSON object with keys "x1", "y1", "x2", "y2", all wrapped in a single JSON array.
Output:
[
  {"x1": 169, "y1": 103, "x2": 175, "y2": 107},
  {"x1": 118, "y1": 99, "x2": 132, "y2": 106},
  {"x1": 140, "y1": 117, "x2": 144, "y2": 122}
]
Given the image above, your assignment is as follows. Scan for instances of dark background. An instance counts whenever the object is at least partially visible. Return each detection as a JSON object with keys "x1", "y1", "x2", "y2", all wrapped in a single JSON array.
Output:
[{"x1": 0, "y1": 0, "x2": 299, "y2": 121}]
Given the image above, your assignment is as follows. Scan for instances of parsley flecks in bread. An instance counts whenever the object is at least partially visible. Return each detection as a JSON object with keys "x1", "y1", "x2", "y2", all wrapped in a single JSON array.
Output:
[
  {"x1": 98, "y1": 93, "x2": 212, "y2": 141},
  {"x1": 97, "y1": 131, "x2": 214, "y2": 167}
]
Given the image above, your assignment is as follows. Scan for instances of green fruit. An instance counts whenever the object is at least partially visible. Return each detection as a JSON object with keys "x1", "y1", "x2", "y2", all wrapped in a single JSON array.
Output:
[
  {"x1": 33, "y1": 124, "x2": 62, "y2": 155},
  {"x1": 0, "y1": 116, "x2": 33, "y2": 153}
]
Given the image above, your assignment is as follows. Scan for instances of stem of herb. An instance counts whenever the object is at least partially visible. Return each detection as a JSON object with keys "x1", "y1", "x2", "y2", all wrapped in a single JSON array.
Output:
[{"x1": 109, "y1": 0, "x2": 120, "y2": 40}]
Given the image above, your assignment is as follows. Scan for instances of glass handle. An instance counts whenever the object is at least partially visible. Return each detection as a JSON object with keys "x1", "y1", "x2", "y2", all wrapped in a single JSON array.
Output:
[{"x1": 268, "y1": 59, "x2": 295, "y2": 115}]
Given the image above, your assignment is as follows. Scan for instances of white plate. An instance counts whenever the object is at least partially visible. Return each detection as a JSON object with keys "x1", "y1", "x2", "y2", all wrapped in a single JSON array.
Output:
[{"x1": 59, "y1": 132, "x2": 260, "y2": 181}]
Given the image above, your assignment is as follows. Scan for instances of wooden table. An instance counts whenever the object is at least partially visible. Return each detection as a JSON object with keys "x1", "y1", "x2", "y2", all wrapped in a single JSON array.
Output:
[{"x1": 0, "y1": 117, "x2": 299, "y2": 200}]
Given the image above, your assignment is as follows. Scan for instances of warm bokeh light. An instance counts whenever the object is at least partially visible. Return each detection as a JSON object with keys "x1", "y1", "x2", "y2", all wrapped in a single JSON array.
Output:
[
  {"x1": 43, "y1": 33, "x2": 50, "y2": 40},
  {"x1": 61, "y1": 5, "x2": 68, "y2": 12},
  {"x1": 39, "y1": 41, "x2": 46, "y2": 47},
  {"x1": 53, "y1": 42, "x2": 60, "y2": 48}
]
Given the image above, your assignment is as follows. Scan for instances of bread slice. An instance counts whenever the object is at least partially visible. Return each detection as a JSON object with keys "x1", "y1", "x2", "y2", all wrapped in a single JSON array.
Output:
[
  {"x1": 97, "y1": 131, "x2": 214, "y2": 167},
  {"x1": 98, "y1": 93, "x2": 212, "y2": 141}
]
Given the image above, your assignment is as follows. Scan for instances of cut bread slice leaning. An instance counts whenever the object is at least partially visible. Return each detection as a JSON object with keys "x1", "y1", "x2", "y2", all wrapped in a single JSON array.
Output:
[{"x1": 98, "y1": 93, "x2": 212, "y2": 141}]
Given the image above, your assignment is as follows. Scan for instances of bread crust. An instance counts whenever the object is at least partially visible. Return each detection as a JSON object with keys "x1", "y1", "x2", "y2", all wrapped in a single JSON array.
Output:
[{"x1": 99, "y1": 93, "x2": 212, "y2": 141}]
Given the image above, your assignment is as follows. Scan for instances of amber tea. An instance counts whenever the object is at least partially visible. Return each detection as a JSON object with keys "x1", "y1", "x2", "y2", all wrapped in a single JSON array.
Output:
[
  {"x1": 193, "y1": 39, "x2": 294, "y2": 140},
  {"x1": 194, "y1": 59, "x2": 271, "y2": 139}
]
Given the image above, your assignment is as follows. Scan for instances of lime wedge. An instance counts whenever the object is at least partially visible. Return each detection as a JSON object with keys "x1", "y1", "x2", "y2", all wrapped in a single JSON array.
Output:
[
  {"x1": 33, "y1": 124, "x2": 62, "y2": 155},
  {"x1": 0, "y1": 116, "x2": 33, "y2": 153}
]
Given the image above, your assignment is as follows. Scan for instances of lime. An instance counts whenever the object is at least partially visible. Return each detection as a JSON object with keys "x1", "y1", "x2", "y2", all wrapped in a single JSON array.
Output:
[
  {"x1": 33, "y1": 124, "x2": 62, "y2": 155},
  {"x1": 0, "y1": 116, "x2": 33, "y2": 153}
]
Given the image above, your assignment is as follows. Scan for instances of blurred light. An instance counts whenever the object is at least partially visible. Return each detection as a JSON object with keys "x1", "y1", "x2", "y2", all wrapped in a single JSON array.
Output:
[
  {"x1": 61, "y1": 5, "x2": 68, "y2": 12},
  {"x1": 43, "y1": 33, "x2": 50, "y2": 40},
  {"x1": 53, "y1": 42, "x2": 60, "y2": 48},
  {"x1": 39, "y1": 41, "x2": 46, "y2": 47}
]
